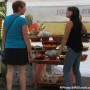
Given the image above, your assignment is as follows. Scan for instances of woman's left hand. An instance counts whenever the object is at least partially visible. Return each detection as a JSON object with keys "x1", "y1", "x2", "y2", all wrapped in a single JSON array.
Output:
[
  {"x1": 57, "y1": 49, "x2": 61, "y2": 56},
  {"x1": 57, "y1": 45, "x2": 62, "y2": 56},
  {"x1": 28, "y1": 52, "x2": 33, "y2": 63}
]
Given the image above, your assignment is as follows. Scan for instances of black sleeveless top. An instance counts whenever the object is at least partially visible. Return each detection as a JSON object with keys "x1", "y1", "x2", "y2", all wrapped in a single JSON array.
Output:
[{"x1": 66, "y1": 20, "x2": 83, "y2": 52}]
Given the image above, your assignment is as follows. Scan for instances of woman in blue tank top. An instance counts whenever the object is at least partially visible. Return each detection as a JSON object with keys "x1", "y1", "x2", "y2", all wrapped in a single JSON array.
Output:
[
  {"x1": 58, "y1": 7, "x2": 87, "y2": 90},
  {"x1": 2, "y1": 1, "x2": 33, "y2": 90}
]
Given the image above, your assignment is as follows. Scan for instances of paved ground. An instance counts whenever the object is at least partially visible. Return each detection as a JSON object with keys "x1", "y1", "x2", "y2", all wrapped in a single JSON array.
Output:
[{"x1": 0, "y1": 77, "x2": 90, "y2": 90}]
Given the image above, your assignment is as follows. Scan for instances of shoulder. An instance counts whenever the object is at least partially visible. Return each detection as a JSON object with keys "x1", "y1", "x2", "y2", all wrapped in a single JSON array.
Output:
[
  {"x1": 66, "y1": 21, "x2": 73, "y2": 28},
  {"x1": 18, "y1": 16, "x2": 27, "y2": 23},
  {"x1": 4, "y1": 14, "x2": 17, "y2": 21},
  {"x1": 18, "y1": 17, "x2": 27, "y2": 26},
  {"x1": 19, "y1": 17, "x2": 27, "y2": 22},
  {"x1": 4, "y1": 15, "x2": 11, "y2": 20},
  {"x1": 67, "y1": 21, "x2": 73, "y2": 26},
  {"x1": 4, "y1": 15, "x2": 12, "y2": 24}
]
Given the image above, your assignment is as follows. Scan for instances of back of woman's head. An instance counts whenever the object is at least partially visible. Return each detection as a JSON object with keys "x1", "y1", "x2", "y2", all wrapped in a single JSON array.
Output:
[
  {"x1": 67, "y1": 6, "x2": 80, "y2": 21},
  {"x1": 12, "y1": 1, "x2": 26, "y2": 13}
]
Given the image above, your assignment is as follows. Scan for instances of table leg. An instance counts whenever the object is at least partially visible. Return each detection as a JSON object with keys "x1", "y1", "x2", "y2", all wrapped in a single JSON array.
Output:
[{"x1": 34, "y1": 63, "x2": 46, "y2": 89}]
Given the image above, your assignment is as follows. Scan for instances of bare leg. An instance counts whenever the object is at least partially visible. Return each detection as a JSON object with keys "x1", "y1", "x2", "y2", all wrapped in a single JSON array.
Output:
[
  {"x1": 19, "y1": 65, "x2": 26, "y2": 90},
  {"x1": 6, "y1": 65, "x2": 15, "y2": 90}
]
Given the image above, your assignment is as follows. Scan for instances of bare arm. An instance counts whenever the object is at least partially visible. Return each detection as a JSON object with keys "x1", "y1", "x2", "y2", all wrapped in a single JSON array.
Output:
[
  {"x1": 58, "y1": 21, "x2": 73, "y2": 54},
  {"x1": 22, "y1": 25, "x2": 33, "y2": 62},
  {"x1": 2, "y1": 25, "x2": 6, "y2": 49}
]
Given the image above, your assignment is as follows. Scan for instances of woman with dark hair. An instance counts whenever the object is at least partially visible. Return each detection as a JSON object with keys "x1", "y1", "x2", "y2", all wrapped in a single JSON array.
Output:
[
  {"x1": 2, "y1": 1, "x2": 33, "y2": 90},
  {"x1": 58, "y1": 7, "x2": 87, "y2": 90}
]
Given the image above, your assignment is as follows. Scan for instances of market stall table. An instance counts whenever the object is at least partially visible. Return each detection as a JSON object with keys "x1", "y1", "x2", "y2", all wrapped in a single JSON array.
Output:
[{"x1": 33, "y1": 58, "x2": 76, "y2": 89}]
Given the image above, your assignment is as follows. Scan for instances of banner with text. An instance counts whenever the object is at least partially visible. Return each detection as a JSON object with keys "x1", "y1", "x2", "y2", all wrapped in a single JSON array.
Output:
[{"x1": 26, "y1": 5, "x2": 90, "y2": 22}]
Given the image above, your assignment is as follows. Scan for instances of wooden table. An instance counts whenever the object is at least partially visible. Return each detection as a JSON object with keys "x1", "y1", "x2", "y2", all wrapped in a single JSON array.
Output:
[{"x1": 33, "y1": 59, "x2": 75, "y2": 90}]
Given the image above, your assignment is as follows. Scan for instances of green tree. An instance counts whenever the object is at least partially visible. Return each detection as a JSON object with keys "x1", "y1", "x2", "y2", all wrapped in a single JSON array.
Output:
[
  {"x1": 0, "y1": 0, "x2": 8, "y2": 19},
  {"x1": 0, "y1": 2, "x2": 5, "y2": 19}
]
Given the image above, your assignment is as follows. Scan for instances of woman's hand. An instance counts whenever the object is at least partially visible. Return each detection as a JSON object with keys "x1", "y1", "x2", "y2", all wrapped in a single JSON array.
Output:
[
  {"x1": 28, "y1": 51, "x2": 33, "y2": 63},
  {"x1": 57, "y1": 49, "x2": 61, "y2": 56}
]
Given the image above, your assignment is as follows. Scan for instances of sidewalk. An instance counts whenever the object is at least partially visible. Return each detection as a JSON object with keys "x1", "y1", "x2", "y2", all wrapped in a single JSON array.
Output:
[{"x1": 0, "y1": 77, "x2": 90, "y2": 90}]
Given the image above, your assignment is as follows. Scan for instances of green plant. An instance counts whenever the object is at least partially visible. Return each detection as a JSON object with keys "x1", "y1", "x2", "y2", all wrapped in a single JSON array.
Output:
[
  {"x1": 38, "y1": 21, "x2": 46, "y2": 30},
  {"x1": 30, "y1": 29, "x2": 37, "y2": 36},
  {"x1": 25, "y1": 14, "x2": 33, "y2": 27},
  {"x1": 38, "y1": 31, "x2": 51, "y2": 38},
  {"x1": 45, "y1": 50, "x2": 57, "y2": 57},
  {"x1": 0, "y1": 2, "x2": 6, "y2": 19}
]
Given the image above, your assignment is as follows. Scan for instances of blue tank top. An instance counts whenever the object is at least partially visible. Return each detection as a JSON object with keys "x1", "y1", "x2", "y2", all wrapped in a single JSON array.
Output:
[{"x1": 4, "y1": 14, "x2": 28, "y2": 48}]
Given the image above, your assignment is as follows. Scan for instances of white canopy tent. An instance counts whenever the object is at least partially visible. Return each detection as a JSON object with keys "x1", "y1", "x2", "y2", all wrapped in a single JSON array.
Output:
[
  {"x1": 6, "y1": 0, "x2": 90, "y2": 15},
  {"x1": 6, "y1": 0, "x2": 90, "y2": 22},
  {"x1": 6, "y1": 0, "x2": 90, "y2": 77},
  {"x1": 0, "y1": 0, "x2": 4, "y2": 2}
]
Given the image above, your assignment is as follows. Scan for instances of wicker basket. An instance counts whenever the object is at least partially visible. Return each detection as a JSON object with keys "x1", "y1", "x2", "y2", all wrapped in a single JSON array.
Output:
[
  {"x1": 82, "y1": 38, "x2": 89, "y2": 42},
  {"x1": 48, "y1": 56, "x2": 57, "y2": 60},
  {"x1": 83, "y1": 46, "x2": 89, "y2": 51},
  {"x1": 36, "y1": 50, "x2": 46, "y2": 54},
  {"x1": 52, "y1": 35, "x2": 63, "y2": 42},
  {"x1": 42, "y1": 40, "x2": 61, "y2": 45},
  {"x1": 43, "y1": 45, "x2": 57, "y2": 50},
  {"x1": 58, "y1": 54, "x2": 88, "y2": 61},
  {"x1": 81, "y1": 54, "x2": 88, "y2": 62},
  {"x1": 30, "y1": 36, "x2": 40, "y2": 42}
]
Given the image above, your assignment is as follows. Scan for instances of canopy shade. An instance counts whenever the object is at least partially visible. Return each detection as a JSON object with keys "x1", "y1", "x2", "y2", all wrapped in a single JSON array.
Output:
[
  {"x1": 0, "y1": 0, "x2": 4, "y2": 2},
  {"x1": 7, "y1": 0, "x2": 90, "y2": 6}
]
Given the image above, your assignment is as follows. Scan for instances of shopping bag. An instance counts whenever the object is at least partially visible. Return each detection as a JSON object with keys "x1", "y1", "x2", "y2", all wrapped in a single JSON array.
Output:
[{"x1": 1, "y1": 49, "x2": 6, "y2": 64}]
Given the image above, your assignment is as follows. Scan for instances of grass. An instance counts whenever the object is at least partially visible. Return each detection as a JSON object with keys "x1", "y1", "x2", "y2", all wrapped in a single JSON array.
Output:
[{"x1": 44, "y1": 22, "x2": 90, "y2": 35}]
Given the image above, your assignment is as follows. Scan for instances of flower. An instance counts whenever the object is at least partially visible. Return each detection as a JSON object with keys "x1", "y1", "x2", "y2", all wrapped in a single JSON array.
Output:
[
  {"x1": 45, "y1": 50, "x2": 57, "y2": 57},
  {"x1": 38, "y1": 31, "x2": 51, "y2": 38},
  {"x1": 29, "y1": 21, "x2": 46, "y2": 35},
  {"x1": 29, "y1": 23, "x2": 38, "y2": 31}
]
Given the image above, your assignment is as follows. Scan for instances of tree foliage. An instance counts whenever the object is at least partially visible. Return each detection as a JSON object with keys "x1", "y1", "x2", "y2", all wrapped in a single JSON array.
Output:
[{"x1": 0, "y1": 1, "x2": 7, "y2": 19}]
